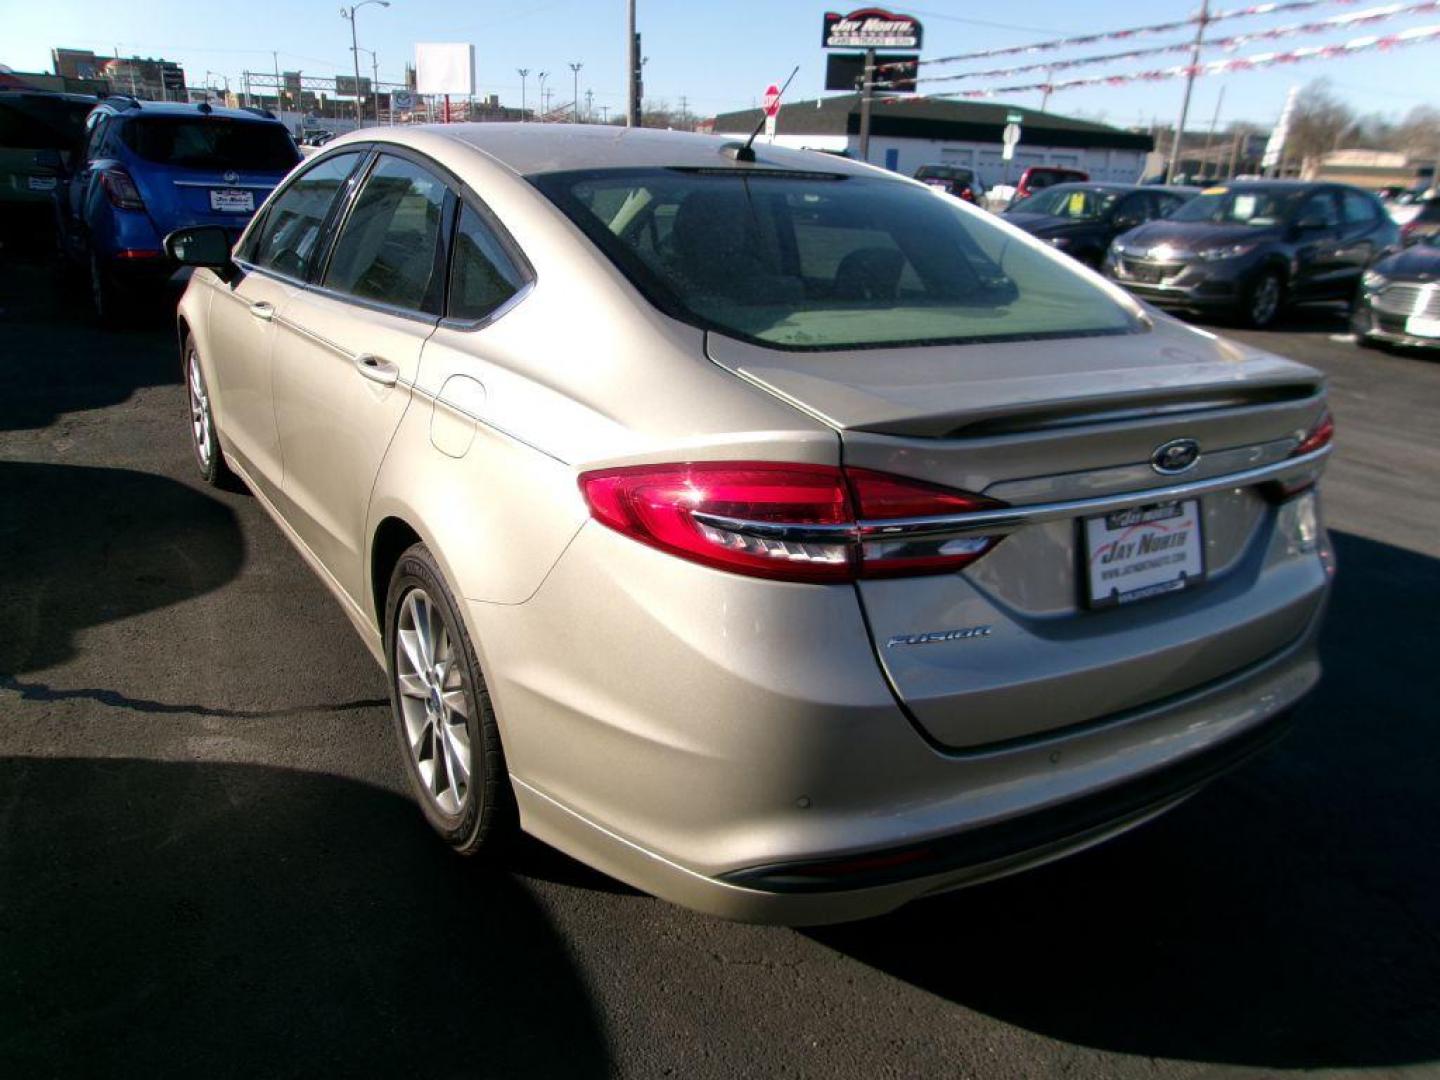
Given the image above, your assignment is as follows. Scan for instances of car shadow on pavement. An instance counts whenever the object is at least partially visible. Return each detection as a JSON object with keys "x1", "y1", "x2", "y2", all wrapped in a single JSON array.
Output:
[
  {"x1": 0, "y1": 251, "x2": 183, "y2": 433},
  {"x1": 809, "y1": 530, "x2": 1440, "y2": 1071},
  {"x1": 0, "y1": 461, "x2": 244, "y2": 675},
  {"x1": 0, "y1": 756, "x2": 610, "y2": 1077}
]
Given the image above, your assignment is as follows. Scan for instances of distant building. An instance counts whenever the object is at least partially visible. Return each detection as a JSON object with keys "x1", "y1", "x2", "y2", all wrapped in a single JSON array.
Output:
[
  {"x1": 711, "y1": 94, "x2": 1153, "y2": 185},
  {"x1": 1309, "y1": 149, "x2": 1435, "y2": 191},
  {"x1": 52, "y1": 48, "x2": 186, "y2": 102}
]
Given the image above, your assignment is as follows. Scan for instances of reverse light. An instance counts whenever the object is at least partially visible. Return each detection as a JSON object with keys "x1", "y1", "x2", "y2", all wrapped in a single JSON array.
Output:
[
  {"x1": 98, "y1": 167, "x2": 145, "y2": 210},
  {"x1": 579, "y1": 462, "x2": 1006, "y2": 583}
]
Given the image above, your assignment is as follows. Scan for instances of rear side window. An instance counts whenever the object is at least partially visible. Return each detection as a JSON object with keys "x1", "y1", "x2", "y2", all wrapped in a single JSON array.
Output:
[
  {"x1": 245, "y1": 151, "x2": 363, "y2": 278},
  {"x1": 448, "y1": 203, "x2": 526, "y2": 321},
  {"x1": 1298, "y1": 191, "x2": 1340, "y2": 230},
  {"x1": 119, "y1": 117, "x2": 299, "y2": 172},
  {"x1": 322, "y1": 154, "x2": 449, "y2": 314}
]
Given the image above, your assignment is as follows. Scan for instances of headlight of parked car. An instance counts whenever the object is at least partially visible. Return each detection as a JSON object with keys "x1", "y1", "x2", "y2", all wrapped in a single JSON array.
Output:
[
  {"x1": 1196, "y1": 242, "x2": 1258, "y2": 262},
  {"x1": 1362, "y1": 269, "x2": 1389, "y2": 291}
]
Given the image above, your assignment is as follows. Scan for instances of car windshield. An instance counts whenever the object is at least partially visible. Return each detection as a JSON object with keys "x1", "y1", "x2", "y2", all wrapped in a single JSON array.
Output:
[
  {"x1": 1168, "y1": 186, "x2": 1301, "y2": 227},
  {"x1": 531, "y1": 168, "x2": 1138, "y2": 351},
  {"x1": 0, "y1": 96, "x2": 92, "y2": 150},
  {"x1": 1012, "y1": 185, "x2": 1119, "y2": 220},
  {"x1": 120, "y1": 117, "x2": 299, "y2": 172}
]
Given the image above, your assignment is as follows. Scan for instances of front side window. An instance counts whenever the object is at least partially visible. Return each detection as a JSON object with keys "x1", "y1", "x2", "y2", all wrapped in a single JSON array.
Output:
[
  {"x1": 1297, "y1": 192, "x2": 1339, "y2": 230},
  {"x1": 245, "y1": 150, "x2": 363, "y2": 278},
  {"x1": 323, "y1": 154, "x2": 449, "y2": 314},
  {"x1": 532, "y1": 168, "x2": 1139, "y2": 351},
  {"x1": 448, "y1": 203, "x2": 527, "y2": 321},
  {"x1": 1342, "y1": 190, "x2": 1378, "y2": 226},
  {"x1": 1017, "y1": 185, "x2": 1119, "y2": 221}
]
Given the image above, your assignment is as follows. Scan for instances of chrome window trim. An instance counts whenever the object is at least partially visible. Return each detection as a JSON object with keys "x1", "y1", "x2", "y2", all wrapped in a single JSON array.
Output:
[
  {"x1": 687, "y1": 445, "x2": 1332, "y2": 546},
  {"x1": 172, "y1": 180, "x2": 277, "y2": 190}
]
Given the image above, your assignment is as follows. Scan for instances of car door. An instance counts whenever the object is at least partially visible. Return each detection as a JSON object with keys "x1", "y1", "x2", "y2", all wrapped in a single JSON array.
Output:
[
  {"x1": 270, "y1": 150, "x2": 451, "y2": 603},
  {"x1": 214, "y1": 149, "x2": 366, "y2": 500},
  {"x1": 1337, "y1": 188, "x2": 1385, "y2": 288},
  {"x1": 59, "y1": 111, "x2": 107, "y2": 260},
  {"x1": 1290, "y1": 189, "x2": 1345, "y2": 300}
]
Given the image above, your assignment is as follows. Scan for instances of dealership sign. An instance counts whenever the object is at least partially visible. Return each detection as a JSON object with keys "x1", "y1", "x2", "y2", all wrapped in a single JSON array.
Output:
[{"x1": 822, "y1": 8, "x2": 923, "y2": 49}]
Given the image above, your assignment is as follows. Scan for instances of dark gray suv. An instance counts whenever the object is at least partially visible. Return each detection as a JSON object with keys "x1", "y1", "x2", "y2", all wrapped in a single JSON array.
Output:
[{"x1": 1103, "y1": 181, "x2": 1398, "y2": 328}]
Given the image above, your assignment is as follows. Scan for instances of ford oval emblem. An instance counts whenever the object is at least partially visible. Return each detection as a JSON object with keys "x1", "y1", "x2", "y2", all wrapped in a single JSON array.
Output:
[
  {"x1": 1151, "y1": 438, "x2": 1201, "y2": 475},
  {"x1": 223, "y1": 170, "x2": 239, "y2": 184}
]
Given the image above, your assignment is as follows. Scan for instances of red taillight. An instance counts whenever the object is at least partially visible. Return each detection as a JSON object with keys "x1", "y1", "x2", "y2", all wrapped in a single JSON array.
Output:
[
  {"x1": 99, "y1": 168, "x2": 145, "y2": 210},
  {"x1": 579, "y1": 462, "x2": 1006, "y2": 583},
  {"x1": 1401, "y1": 220, "x2": 1417, "y2": 240},
  {"x1": 1271, "y1": 410, "x2": 1334, "y2": 500}
]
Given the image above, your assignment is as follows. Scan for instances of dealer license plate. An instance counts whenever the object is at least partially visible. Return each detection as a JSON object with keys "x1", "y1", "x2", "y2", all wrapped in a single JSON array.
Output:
[
  {"x1": 1405, "y1": 315, "x2": 1440, "y2": 338},
  {"x1": 1084, "y1": 500, "x2": 1204, "y2": 608},
  {"x1": 210, "y1": 188, "x2": 254, "y2": 213}
]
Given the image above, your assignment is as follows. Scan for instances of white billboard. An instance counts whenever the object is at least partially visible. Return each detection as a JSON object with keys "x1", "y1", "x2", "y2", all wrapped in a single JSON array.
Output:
[{"x1": 415, "y1": 43, "x2": 475, "y2": 96}]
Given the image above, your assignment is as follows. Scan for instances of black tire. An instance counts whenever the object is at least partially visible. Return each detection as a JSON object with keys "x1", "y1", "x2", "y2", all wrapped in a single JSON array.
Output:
[
  {"x1": 384, "y1": 542, "x2": 514, "y2": 856},
  {"x1": 1240, "y1": 268, "x2": 1285, "y2": 329},
  {"x1": 183, "y1": 340, "x2": 237, "y2": 488},
  {"x1": 89, "y1": 252, "x2": 123, "y2": 327}
]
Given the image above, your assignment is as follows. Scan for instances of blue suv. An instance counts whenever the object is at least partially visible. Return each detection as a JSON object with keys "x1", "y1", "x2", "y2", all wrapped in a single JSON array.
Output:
[{"x1": 57, "y1": 96, "x2": 300, "y2": 322}]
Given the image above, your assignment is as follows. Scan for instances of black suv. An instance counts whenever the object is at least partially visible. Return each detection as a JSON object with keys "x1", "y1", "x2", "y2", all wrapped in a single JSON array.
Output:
[
  {"x1": 1103, "y1": 181, "x2": 1399, "y2": 327},
  {"x1": 1004, "y1": 183, "x2": 1195, "y2": 269}
]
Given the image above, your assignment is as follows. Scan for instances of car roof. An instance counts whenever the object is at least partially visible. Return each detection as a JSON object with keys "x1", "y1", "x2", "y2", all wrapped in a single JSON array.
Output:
[
  {"x1": 0, "y1": 89, "x2": 98, "y2": 105},
  {"x1": 92, "y1": 98, "x2": 283, "y2": 124},
  {"x1": 384, "y1": 123, "x2": 887, "y2": 178}
]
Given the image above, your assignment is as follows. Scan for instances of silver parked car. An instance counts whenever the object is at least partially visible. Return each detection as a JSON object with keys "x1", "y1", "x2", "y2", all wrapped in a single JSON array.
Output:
[{"x1": 167, "y1": 125, "x2": 1335, "y2": 925}]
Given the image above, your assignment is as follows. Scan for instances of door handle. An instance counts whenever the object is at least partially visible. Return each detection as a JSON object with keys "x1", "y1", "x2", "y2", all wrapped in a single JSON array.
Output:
[
  {"x1": 249, "y1": 301, "x2": 274, "y2": 321},
  {"x1": 354, "y1": 353, "x2": 400, "y2": 387}
]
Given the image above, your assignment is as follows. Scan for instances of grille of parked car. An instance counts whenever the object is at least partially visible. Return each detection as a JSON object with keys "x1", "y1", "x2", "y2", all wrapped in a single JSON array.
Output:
[{"x1": 1374, "y1": 282, "x2": 1440, "y2": 319}]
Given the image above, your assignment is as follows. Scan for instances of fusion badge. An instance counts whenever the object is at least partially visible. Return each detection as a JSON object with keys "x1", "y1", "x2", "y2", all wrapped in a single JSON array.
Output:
[{"x1": 886, "y1": 626, "x2": 992, "y2": 648}]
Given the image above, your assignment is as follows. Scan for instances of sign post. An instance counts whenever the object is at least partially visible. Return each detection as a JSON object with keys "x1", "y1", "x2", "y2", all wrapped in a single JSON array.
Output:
[
  {"x1": 762, "y1": 83, "x2": 781, "y2": 141},
  {"x1": 821, "y1": 8, "x2": 923, "y2": 165},
  {"x1": 1002, "y1": 121, "x2": 1021, "y2": 162}
]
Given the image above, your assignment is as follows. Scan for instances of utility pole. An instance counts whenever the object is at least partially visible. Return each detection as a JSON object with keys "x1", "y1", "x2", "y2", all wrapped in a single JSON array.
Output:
[
  {"x1": 1200, "y1": 84, "x2": 1225, "y2": 180},
  {"x1": 273, "y1": 51, "x2": 282, "y2": 119},
  {"x1": 569, "y1": 62, "x2": 583, "y2": 122},
  {"x1": 517, "y1": 68, "x2": 529, "y2": 120},
  {"x1": 858, "y1": 48, "x2": 876, "y2": 162},
  {"x1": 1039, "y1": 65, "x2": 1055, "y2": 113},
  {"x1": 1165, "y1": 0, "x2": 1210, "y2": 185},
  {"x1": 1227, "y1": 129, "x2": 1242, "y2": 179},
  {"x1": 585, "y1": 88, "x2": 593, "y2": 122},
  {"x1": 600, "y1": 104, "x2": 610, "y2": 124},
  {"x1": 341, "y1": 1, "x2": 390, "y2": 127},
  {"x1": 627, "y1": 0, "x2": 641, "y2": 127},
  {"x1": 678, "y1": 95, "x2": 688, "y2": 130}
]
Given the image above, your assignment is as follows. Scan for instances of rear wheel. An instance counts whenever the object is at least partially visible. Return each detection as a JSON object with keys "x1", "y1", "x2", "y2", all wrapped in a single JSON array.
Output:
[
  {"x1": 385, "y1": 542, "x2": 514, "y2": 855},
  {"x1": 1240, "y1": 269, "x2": 1284, "y2": 329},
  {"x1": 185, "y1": 342, "x2": 236, "y2": 487}
]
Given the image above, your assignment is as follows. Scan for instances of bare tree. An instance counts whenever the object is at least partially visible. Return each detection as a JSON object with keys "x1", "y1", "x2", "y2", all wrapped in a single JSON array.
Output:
[{"x1": 1284, "y1": 79, "x2": 1356, "y2": 174}]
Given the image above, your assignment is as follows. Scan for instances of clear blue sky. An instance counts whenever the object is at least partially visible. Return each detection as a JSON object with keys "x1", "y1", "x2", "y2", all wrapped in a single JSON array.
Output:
[{"x1": 4, "y1": 0, "x2": 1439, "y2": 128}]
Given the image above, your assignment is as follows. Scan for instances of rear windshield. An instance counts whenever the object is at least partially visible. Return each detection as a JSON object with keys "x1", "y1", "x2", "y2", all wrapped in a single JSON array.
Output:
[
  {"x1": 1168, "y1": 187, "x2": 1301, "y2": 227},
  {"x1": 531, "y1": 168, "x2": 1138, "y2": 351},
  {"x1": 0, "y1": 95, "x2": 92, "y2": 149},
  {"x1": 1012, "y1": 185, "x2": 1119, "y2": 220},
  {"x1": 119, "y1": 116, "x2": 299, "y2": 172}
]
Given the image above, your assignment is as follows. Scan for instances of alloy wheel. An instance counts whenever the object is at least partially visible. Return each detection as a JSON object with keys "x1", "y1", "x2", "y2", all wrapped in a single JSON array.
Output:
[
  {"x1": 187, "y1": 352, "x2": 213, "y2": 469},
  {"x1": 1251, "y1": 274, "x2": 1281, "y2": 326},
  {"x1": 395, "y1": 587, "x2": 472, "y2": 816}
]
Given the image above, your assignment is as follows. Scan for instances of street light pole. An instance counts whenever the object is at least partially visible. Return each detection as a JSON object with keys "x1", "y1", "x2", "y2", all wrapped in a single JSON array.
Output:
[
  {"x1": 538, "y1": 71, "x2": 549, "y2": 120},
  {"x1": 517, "y1": 68, "x2": 529, "y2": 120},
  {"x1": 627, "y1": 0, "x2": 639, "y2": 127},
  {"x1": 569, "y1": 62, "x2": 582, "y2": 122},
  {"x1": 340, "y1": 0, "x2": 390, "y2": 127}
]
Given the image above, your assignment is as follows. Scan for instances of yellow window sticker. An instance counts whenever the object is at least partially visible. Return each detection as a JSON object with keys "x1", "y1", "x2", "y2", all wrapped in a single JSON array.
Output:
[
  {"x1": 1202, "y1": 186, "x2": 1228, "y2": 195},
  {"x1": 1067, "y1": 191, "x2": 1086, "y2": 215}
]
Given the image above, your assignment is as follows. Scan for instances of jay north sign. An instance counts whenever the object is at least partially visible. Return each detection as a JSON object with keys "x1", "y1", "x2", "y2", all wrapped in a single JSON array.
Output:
[{"x1": 822, "y1": 8, "x2": 923, "y2": 49}]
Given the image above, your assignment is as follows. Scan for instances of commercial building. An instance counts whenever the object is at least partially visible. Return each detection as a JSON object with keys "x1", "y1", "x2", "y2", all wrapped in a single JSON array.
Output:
[
  {"x1": 711, "y1": 94, "x2": 1153, "y2": 185},
  {"x1": 52, "y1": 48, "x2": 186, "y2": 102}
]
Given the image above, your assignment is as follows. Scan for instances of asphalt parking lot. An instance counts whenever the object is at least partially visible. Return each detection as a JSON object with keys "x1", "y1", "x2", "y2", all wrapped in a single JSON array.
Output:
[{"x1": 2, "y1": 236, "x2": 1438, "y2": 1079}]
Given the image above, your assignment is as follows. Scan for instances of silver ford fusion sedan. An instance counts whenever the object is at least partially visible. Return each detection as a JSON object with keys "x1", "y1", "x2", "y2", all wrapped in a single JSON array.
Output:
[{"x1": 166, "y1": 124, "x2": 1335, "y2": 924}]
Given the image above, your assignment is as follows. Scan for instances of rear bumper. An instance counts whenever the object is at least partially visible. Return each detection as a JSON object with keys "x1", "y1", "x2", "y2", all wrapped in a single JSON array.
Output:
[
  {"x1": 472, "y1": 506, "x2": 1331, "y2": 925},
  {"x1": 512, "y1": 621, "x2": 1320, "y2": 925}
]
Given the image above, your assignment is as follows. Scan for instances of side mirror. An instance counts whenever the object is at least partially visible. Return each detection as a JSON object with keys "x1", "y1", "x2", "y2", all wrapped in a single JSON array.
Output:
[
  {"x1": 32, "y1": 148, "x2": 64, "y2": 172},
  {"x1": 164, "y1": 225, "x2": 237, "y2": 281}
]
